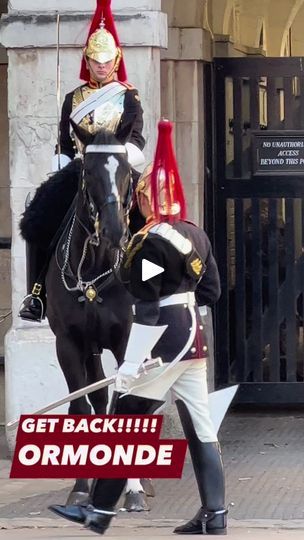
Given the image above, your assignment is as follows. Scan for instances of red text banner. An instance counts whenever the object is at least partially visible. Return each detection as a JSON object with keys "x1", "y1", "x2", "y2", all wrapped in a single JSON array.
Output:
[{"x1": 10, "y1": 415, "x2": 188, "y2": 479}]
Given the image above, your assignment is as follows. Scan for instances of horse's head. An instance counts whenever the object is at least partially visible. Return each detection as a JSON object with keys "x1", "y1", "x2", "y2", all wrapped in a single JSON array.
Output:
[{"x1": 72, "y1": 122, "x2": 131, "y2": 248}]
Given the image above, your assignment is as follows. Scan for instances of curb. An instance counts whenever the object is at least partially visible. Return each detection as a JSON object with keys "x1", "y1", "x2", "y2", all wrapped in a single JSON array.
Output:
[{"x1": 1, "y1": 518, "x2": 304, "y2": 531}]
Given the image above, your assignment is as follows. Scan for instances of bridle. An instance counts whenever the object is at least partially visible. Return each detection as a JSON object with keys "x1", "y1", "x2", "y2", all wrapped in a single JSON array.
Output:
[
  {"x1": 59, "y1": 142, "x2": 132, "y2": 300},
  {"x1": 81, "y1": 143, "x2": 131, "y2": 243}
]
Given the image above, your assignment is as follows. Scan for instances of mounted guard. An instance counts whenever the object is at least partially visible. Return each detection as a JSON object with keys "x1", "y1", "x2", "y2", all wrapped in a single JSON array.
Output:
[
  {"x1": 19, "y1": 0, "x2": 145, "y2": 323},
  {"x1": 18, "y1": 0, "x2": 153, "y2": 513}
]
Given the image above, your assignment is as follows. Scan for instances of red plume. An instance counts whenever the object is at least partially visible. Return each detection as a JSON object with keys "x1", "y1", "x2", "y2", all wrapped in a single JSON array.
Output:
[
  {"x1": 80, "y1": 0, "x2": 128, "y2": 83},
  {"x1": 150, "y1": 120, "x2": 187, "y2": 223}
]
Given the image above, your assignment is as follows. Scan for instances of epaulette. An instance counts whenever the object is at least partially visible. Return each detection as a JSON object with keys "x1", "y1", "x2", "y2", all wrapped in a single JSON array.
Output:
[{"x1": 149, "y1": 223, "x2": 192, "y2": 255}]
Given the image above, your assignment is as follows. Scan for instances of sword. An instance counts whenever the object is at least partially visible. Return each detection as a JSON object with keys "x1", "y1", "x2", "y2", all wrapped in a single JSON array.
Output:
[
  {"x1": 56, "y1": 12, "x2": 61, "y2": 170},
  {"x1": 6, "y1": 358, "x2": 163, "y2": 432},
  {"x1": 7, "y1": 320, "x2": 168, "y2": 431}
]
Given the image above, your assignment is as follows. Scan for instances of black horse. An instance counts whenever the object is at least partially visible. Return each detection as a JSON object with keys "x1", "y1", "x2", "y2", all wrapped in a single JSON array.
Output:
[
  {"x1": 20, "y1": 124, "x2": 150, "y2": 509},
  {"x1": 48, "y1": 125, "x2": 132, "y2": 503}
]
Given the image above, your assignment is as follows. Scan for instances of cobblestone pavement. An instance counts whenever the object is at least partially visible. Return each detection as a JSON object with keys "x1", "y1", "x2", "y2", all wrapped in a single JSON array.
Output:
[{"x1": 0, "y1": 411, "x2": 304, "y2": 527}]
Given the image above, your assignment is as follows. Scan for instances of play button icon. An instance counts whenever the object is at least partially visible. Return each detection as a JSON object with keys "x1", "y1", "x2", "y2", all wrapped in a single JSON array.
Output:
[{"x1": 142, "y1": 259, "x2": 164, "y2": 282}]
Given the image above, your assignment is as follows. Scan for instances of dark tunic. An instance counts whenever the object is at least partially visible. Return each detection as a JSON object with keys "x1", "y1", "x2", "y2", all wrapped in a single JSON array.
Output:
[
  {"x1": 58, "y1": 85, "x2": 145, "y2": 159},
  {"x1": 122, "y1": 220, "x2": 221, "y2": 363}
]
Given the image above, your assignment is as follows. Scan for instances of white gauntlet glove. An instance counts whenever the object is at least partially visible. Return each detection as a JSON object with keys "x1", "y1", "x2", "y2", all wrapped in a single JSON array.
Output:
[
  {"x1": 115, "y1": 371, "x2": 138, "y2": 393},
  {"x1": 125, "y1": 142, "x2": 145, "y2": 168},
  {"x1": 114, "y1": 323, "x2": 167, "y2": 393}
]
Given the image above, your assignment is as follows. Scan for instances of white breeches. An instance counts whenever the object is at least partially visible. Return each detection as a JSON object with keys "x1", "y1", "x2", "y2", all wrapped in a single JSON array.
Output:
[{"x1": 124, "y1": 359, "x2": 218, "y2": 443}]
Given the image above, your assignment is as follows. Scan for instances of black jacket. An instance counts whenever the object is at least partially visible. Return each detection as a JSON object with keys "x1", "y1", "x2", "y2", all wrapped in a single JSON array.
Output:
[{"x1": 122, "y1": 220, "x2": 221, "y2": 362}]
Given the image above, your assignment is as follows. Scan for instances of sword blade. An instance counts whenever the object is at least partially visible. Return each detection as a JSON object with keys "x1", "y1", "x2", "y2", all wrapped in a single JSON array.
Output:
[
  {"x1": 6, "y1": 375, "x2": 116, "y2": 431},
  {"x1": 6, "y1": 358, "x2": 163, "y2": 431},
  {"x1": 56, "y1": 12, "x2": 61, "y2": 169}
]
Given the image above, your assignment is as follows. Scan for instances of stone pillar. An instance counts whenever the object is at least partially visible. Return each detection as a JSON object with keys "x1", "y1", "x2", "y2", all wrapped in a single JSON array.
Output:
[
  {"x1": 160, "y1": 15, "x2": 216, "y2": 391},
  {"x1": 161, "y1": 2, "x2": 214, "y2": 225},
  {"x1": 0, "y1": 0, "x2": 167, "y2": 449}
]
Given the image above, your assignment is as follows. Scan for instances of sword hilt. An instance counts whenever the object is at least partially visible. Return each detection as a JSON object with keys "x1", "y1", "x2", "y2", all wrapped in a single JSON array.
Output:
[{"x1": 138, "y1": 357, "x2": 163, "y2": 374}]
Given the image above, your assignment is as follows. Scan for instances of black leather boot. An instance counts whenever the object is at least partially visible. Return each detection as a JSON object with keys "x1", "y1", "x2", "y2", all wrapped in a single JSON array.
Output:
[
  {"x1": 174, "y1": 507, "x2": 227, "y2": 535},
  {"x1": 174, "y1": 400, "x2": 227, "y2": 535},
  {"x1": 19, "y1": 243, "x2": 46, "y2": 322},
  {"x1": 84, "y1": 507, "x2": 117, "y2": 534},
  {"x1": 48, "y1": 502, "x2": 116, "y2": 533},
  {"x1": 87, "y1": 393, "x2": 165, "y2": 533},
  {"x1": 50, "y1": 394, "x2": 165, "y2": 532},
  {"x1": 48, "y1": 503, "x2": 89, "y2": 524}
]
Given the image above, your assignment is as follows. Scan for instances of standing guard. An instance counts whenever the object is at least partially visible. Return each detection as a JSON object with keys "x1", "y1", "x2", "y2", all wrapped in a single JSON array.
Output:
[
  {"x1": 19, "y1": 0, "x2": 145, "y2": 323},
  {"x1": 49, "y1": 120, "x2": 227, "y2": 535}
]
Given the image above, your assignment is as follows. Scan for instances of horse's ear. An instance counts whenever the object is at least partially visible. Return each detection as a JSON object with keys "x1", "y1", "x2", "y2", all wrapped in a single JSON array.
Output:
[{"x1": 69, "y1": 120, "x2": 94, "y2": 147}]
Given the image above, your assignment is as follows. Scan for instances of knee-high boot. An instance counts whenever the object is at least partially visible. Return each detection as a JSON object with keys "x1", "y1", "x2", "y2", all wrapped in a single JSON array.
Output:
[
  {"x1": 90, "y1": 392, "x2": 164, "y2": 513},
  {"x1": 19, "y1": 242, "x2": 47, "y2": 322},
  {"x1": 49, "y1": 392, "x2": 165, "y2": 535},
  {"x1": 174, "y1": 399, "x2": 227, "y2": 535}
]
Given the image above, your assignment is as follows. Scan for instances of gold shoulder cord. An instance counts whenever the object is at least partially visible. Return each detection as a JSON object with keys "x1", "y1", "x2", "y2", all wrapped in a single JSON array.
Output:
[{"x1": 124, "y1": 232, "x2": 148, "y2": 269}]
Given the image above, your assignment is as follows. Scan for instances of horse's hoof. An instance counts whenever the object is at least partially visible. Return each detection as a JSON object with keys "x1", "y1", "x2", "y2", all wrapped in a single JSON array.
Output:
[
  {"x1": 66, "y1": 491, "x2": 89, "y2": 506},
  {"x1": 140, "y1": 478, "x2": 155, "y2": 498},
  {"x1": 123, "y1": 491, "x2": 150, "y2": 512}
]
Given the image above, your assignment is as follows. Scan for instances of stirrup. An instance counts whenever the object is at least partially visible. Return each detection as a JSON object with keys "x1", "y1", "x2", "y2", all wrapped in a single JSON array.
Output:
[{"x1": 18, "y1": 294, "x2": 44, "y2": 322}]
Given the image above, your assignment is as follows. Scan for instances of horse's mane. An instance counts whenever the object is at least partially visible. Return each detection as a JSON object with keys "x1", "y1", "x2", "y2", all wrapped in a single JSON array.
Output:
[{"x1": 20, "y1": 159, "x2": 81, "y2": 246}]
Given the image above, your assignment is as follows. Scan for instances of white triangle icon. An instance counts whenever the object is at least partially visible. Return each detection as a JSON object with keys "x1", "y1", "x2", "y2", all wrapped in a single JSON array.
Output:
[{"x1": 142, "y1": 259, "x2": 164, "y2": 282}]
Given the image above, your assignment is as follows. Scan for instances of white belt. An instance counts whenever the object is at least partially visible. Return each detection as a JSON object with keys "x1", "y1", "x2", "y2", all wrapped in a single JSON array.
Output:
[
  {"x1": 159, "y1": 292, "x2": 196, "y2": 308},
  {"x1": 131, "y1": 292, "x2": 196, "y2": 315}
]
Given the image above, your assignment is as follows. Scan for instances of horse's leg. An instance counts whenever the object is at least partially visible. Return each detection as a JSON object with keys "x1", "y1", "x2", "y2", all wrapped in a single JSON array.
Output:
[
  {"x1": 111, "y1": 339, "x2": 153, "y2": 512},
  {"x1": 85, "y1": 350, "x2": 108, "y2": 415},
  {"x1": 56, "y1": 334, "x2": 90, "y2": 505}
]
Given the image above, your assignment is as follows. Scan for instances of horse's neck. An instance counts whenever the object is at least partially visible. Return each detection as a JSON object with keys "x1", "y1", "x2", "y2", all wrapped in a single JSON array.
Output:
[{"x1": 69, "y1": 196, "x2": 112, "y2": 277}]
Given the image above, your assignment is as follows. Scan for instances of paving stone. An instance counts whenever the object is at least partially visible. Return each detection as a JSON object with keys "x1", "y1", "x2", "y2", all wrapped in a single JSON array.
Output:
[{"x1": 0, "y1": 412, "x2": 304, "y2": 522}]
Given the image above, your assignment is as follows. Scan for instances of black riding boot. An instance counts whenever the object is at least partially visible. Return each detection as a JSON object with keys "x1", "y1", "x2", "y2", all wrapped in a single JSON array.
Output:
[
  {"x1": 50, "y1": 393, "x2": 164, "y2": 534},
  {"x1": 19, "y1": 243, "x2": 46, "y2": 322},
  {"x1": 174, "y1": 400, "x2": 227, "y2": 535},
  {"x1": 84, "y1": 392, "x2": 165, "y2": 534}
]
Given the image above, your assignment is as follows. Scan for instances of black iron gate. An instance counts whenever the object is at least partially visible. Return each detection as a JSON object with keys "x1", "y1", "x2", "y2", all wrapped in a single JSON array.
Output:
[{"x1": 212, "y1": 58, "x2": 304, "y2": 404}]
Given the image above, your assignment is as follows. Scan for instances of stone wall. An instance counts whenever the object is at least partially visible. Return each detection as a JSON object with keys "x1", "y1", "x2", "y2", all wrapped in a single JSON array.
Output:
[{"x1": 0, "y1": 0, "x2": 167, "y2": 448}]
